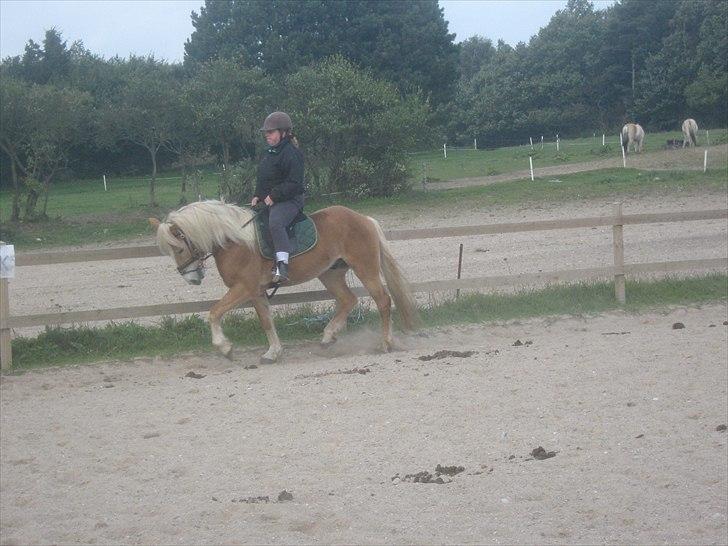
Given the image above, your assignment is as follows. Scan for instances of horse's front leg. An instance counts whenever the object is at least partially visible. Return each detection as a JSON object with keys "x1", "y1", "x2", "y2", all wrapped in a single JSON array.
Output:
[
  {"x1": 209, "y1": 285, "x2": 253, "y2": 360},
  {"x1": 250, "y1": 296, "x2": 283, "y2": 364}
]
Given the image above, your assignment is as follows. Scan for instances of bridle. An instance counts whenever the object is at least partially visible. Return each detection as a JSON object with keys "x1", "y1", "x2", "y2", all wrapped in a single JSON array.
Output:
[
  {"x1": 172, "y1": 209, "x2": 261, "y2": 276},
  {"x1": 174, "y1": 229, "x2": 211, "y2": 275}
]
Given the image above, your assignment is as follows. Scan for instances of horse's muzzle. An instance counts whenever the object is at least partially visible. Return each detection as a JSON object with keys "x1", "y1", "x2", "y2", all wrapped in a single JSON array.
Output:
[{"x1": 180, "y1": 263, "x2": 205, "y2": 285}]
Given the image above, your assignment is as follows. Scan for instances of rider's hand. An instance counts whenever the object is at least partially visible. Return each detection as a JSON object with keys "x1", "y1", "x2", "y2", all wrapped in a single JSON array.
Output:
[
  {"x1": 251, "y1": 196, "x2": 259, "y2": 206},
  {"x1": 264, "y1": 195, "x2": 274, "y2": 206}
]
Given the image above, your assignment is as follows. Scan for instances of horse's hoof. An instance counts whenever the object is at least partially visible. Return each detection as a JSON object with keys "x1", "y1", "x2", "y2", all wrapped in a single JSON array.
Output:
[
  {"x1": 223, "y1": 347, "x2": 234, "y2": 361},
  {"x1": 259, "y1": 355, "x2": 277, "y2": 365},
  {"x1": 320, "y1": 338, "x2": 337, "y2": 348}
]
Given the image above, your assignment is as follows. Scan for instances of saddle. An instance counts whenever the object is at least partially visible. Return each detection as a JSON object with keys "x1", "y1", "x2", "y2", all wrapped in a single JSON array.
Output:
[{"x1": 252, "y1": 208, "x2": 318, "y2": 260}]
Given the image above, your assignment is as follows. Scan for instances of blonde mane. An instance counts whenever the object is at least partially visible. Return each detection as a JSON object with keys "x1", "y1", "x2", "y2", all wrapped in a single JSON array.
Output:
[{"x1": 156, "y1": 200, "x2": 256, "y2": 256}]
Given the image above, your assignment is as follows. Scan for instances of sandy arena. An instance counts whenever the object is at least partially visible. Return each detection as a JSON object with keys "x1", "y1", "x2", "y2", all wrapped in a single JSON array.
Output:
[
  {"x1": 1, "y1": 183, "x2": 727, "y2": 544},
  {"x1": 1, "y1": 305, "x2": 727, "y2": 544}
]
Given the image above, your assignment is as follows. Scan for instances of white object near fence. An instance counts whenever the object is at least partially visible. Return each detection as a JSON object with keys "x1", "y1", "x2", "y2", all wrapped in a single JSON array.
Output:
[
  {"x1": 541, "y1": 135, "x2": 544, "y2": 150},
  {"x1": 0, "y1": 243, "x2": 15, "y2": 279},
  {"x1": 529, "y1": 155, "x2": 534, "y2": 181},
  {"x1": 474, "y1": 138, "x2": 477, "y2": 150},
  {"x1": 443, "y1": 143, "x2": 447, "y2": 159},
  {"x1": 602, "y1": 134, "x2": 605, "y2": 146},
  {"x1": 619, "y1": 132, "x2": 626, "y2": 167},
  {"x1": 706, "y1": 130, "x2": 710, "y2": 145},
  {"x1": 704, "y1": 150, "x2": 708, "y2": 173},
  {"x1": 530, "y1": 137, "x2": 534, "y2": 150},
  {"x1": 556, "y1": 134, "x2": 560, "y2": 152},
  {"x1": 103, "y1": 174, "x2": 107, "y2": 191},
  {"x1": 0, "y1": 242, "x2": 13, "y2": 370}
]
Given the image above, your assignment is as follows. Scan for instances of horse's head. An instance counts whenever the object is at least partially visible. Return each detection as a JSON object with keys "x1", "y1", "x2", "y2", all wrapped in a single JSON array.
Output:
[{"x1": 149, "y1": 217, "x2": 207, "y2": 285}]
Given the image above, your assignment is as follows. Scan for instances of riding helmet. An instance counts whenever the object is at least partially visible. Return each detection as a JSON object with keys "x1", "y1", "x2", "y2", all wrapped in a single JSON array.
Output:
[{"x1": 261, "y1": 111, "x2": 293, "y2": 132}]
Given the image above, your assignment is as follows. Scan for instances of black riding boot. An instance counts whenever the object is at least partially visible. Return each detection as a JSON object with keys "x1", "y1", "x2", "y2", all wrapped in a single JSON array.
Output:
[{"x1": 272, "y1": 261, "x2": 289, "y2": 283}]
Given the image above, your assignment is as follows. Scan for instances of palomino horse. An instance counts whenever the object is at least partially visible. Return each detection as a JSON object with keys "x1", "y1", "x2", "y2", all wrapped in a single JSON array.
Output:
[
  {"x1": 682, "y1": 118, "x2": 698, "y2": 147},
  {"x1": 149, "y1": 201, "x2": 419, "y2": 363},
  {"x1": 621, "y1": 123, "x2": 645, "y2": 154}
]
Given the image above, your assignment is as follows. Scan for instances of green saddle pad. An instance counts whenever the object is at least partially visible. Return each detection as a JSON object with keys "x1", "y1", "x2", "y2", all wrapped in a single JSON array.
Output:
[{"x1": 253, "y1": 210, "x2": 318, "y2": 260}]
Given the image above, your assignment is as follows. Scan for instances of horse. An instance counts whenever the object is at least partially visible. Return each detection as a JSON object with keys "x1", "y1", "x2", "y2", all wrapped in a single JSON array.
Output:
[
  {"x1": 149, "y1": 200, "x2": 419, "y2": 363},
  {"x1": 682, "y1": 118, "x2": 698, "y2": 147},
  {"x1": 621, "y1": 123, "x2": 645, "y2": 154}
]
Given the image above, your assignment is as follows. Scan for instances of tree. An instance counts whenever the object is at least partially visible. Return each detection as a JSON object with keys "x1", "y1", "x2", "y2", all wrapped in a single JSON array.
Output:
[
  {"x1": 182, "y1": 59, "x2": 273, "y2": 166},
  {"x1": 0, "y1": 78, "x2": 90, "y2": 220},
  {"x1": 0, "y1": 78, "x2": 32, "y2": 221},
  {"x1": 184, "y1": 0, "x2": 458, "y2": 105},
  {"x1": 98, "y1": 58, "x2": 181, "y2": 206},
  {"x1": 284, "y1": 56, "x2": 430, "y2": 197},
  {"x1": 634, "y1": 0, "x2": 728, "y2": 128}
]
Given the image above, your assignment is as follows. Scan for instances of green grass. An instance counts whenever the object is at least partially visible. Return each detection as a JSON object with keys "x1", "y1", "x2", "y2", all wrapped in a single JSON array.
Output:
[
  {"x1": 343, "y1": 168, "x2": 728, "y2": 220},
  {"x1": 1, "y1": 167, "x2": 725, "y2": 249},
  {"x1": 8, "y1": 273, "x2": 727, "y2": 371},
  {"x1": 412, "y1": 128, "x2": 728, "y2": 182}
]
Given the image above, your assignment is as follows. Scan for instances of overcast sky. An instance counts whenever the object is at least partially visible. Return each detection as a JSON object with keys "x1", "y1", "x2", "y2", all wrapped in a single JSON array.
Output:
[{"x1": 0, "y1": 0, "x2": 616, "y2": 62}]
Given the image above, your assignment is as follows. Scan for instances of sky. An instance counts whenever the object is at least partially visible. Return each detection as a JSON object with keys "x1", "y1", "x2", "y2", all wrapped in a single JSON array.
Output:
[{"x1": 0, "y1": 0, "x2": 616, "y2": 63}]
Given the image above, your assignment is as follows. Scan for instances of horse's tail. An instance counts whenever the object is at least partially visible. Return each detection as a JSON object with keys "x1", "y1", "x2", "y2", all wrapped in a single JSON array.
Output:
[
  {"x1": 370, "y1": 218, "x2": 420, "y2": 331},
  {"x1": 621, "y1": 125, "x2": 629, "y2": 152}
]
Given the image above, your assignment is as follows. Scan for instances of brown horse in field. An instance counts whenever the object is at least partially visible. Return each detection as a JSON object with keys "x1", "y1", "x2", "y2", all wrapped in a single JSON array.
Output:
[
  {"x1": 149, "y1": 200, "x2": 419, "y2": 363},
  {"x1": 682, "y1": 118, "x2": 698, "y2": 147}
]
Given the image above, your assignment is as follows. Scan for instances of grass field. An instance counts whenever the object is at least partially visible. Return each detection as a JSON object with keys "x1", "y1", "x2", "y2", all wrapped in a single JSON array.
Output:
[
  {"x1": 1, "y1": 167, "x2": 726, "y2": 249},
  {"x1": 1, "y1": 128, "x2": 726, "y2": 250},
  {"x1": 8, "y1": 273, "x2": 727, "y2": 370},
  {"x1": 412, "y1": 128, "x2": 728, "y2": 182}
]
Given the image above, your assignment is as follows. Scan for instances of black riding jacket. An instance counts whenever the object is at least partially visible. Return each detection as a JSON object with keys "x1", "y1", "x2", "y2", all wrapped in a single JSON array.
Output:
[{"x1": 254, "y1": 137, "x2": 305, "y2": 202}]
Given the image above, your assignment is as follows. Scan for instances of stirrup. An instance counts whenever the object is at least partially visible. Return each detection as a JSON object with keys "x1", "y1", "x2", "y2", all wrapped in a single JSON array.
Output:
[{"x1": 272, "y1": 261, "x2": 289, "y2": 284}]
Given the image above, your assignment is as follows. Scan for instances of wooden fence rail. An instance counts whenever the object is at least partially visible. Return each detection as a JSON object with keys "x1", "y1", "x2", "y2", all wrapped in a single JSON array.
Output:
[{"x1": 1, "y1": 207, "x2": 726, "y2": 369}]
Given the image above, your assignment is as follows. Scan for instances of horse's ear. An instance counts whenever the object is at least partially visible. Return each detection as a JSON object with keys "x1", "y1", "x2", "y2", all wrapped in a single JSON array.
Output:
[{"x1": 148, "y1": 218, "x2": 161, "y2": 231}]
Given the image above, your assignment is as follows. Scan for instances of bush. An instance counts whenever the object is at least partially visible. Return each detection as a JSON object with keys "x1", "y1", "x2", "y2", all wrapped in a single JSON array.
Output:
[
  {"x1": 217, "y1": 160, "x2": 256, "y2": 204},
  {"x1": 285, "y1": 56, "x2": 429, "y2": 198}
]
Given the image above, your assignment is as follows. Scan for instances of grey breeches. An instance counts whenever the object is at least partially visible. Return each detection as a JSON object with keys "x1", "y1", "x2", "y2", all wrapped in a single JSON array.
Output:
[{"x1": 269, "y1": 195, "x2": 304, "y2": 255}]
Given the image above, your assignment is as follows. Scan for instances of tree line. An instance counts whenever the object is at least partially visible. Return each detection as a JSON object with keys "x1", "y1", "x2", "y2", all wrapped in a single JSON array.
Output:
[{"x1": 1, "y1": 0, "x2": 726, "y2": 221}]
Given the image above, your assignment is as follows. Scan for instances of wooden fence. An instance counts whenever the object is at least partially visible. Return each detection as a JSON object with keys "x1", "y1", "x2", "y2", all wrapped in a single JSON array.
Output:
[{"x1": 1, "y1": 205, "x2": 726, "y2": 369}]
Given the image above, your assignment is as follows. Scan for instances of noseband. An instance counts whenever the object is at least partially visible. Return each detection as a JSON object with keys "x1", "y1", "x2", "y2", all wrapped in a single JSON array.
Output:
[{"x1": 175, "y1": 229, "x2": 211, "y2": 274}]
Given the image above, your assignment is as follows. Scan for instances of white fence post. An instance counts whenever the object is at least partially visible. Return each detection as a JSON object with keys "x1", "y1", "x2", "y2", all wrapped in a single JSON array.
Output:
[
  {"x1": 556, "y1": 134, "x2": 560, "y2": 152},
  {"x1": 529, "y1": 155, "x2": 534, "y2": 181},
  {"x1": 529, "y1": 136, "x2": 533, "y2": 150},
  {"x1": 704, "y1": 149, "x2": 708, "y2": 173},
  {"x1": 443, "y1": 143, "x2": 447, "y2": 159},
  {"x1": 541, "y1": 135, "x2": 544, "y2": 150},
  {"x1": 619, "y1": 132, "x2": 626, "y2": 167},
  {"x1": 474, "y1": 138, "x2": 477, "y2": 150},
  {"x1": 103, "y1": 174, "x2": 107, "y2": 191},
  {"x1": 602, "y1": 133, "x2": 605, "y2": 146},
  {"x1": 0, "y1": 241, "x2": 13, "y2": 370}
]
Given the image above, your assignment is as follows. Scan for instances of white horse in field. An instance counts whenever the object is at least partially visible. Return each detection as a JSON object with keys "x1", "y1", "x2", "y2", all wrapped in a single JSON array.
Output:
[
  {"x1": 682, "y1": 118, "x2": 698, "y2": 147},
  {"x1": 621, "y1": 123, "x2": 645, "y2": 154}
]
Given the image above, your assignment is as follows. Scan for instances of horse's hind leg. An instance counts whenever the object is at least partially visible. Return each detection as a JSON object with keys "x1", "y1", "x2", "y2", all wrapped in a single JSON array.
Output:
[
  {"x1": 250, "y1": 296, "x2": 283, "y2": 363},
  {"x1": 318, "y1": 267, "x2": 358, "y2": 346}
]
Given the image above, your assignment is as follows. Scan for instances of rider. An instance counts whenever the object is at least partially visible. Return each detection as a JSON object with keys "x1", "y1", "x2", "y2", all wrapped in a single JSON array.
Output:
[{"x1": 251, "y1": 111, "x2": 305, "y2": 283}]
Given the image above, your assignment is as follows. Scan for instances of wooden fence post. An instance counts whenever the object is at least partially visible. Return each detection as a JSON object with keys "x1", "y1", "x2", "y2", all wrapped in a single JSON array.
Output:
[
  {"x1": 0, "y1": 242, "x2": 12, "y2": 370},
  {"x1": 612, "y1": 204, "x2": 626, "y2": 304}
]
